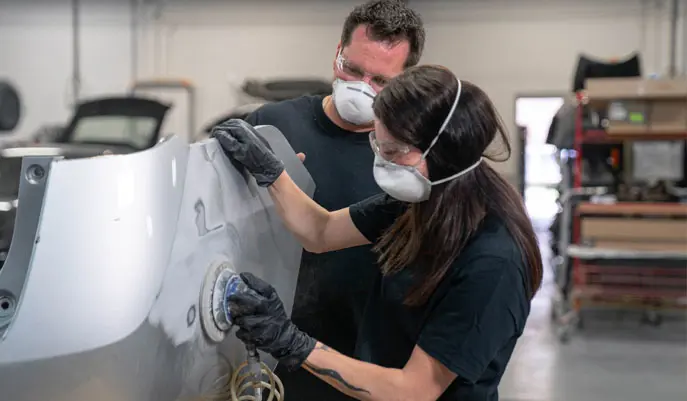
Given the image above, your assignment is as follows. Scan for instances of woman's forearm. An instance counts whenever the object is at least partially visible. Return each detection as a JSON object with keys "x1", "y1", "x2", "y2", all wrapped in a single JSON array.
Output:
[
  {"x1": 302, "y1": 342, "x2": 411, "y2": 401},
  {"x1": 268, "y1": 171, "x2": 330, "y2": 252}
]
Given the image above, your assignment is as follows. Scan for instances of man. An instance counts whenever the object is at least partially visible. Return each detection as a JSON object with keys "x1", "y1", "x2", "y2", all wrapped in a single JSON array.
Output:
[{"x1": 243, "y1": 1, "x2": 425, "y2": 399}]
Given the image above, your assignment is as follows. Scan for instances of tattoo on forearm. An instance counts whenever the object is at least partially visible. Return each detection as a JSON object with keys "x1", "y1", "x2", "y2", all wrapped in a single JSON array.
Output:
[
  {"x1": 304, "y1": 362, "x2": 371, "y2": 395},
  {"x1": 316, "y1": 343, "x2": 331, "y2": 352}
]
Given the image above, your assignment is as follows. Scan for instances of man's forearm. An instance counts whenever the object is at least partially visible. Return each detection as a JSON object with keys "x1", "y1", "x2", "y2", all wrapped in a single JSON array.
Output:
[
  {"x1": 301, "y1": 342, "x2": 408, "y2": 401},
  {"x1": 268, "y1": 172, "x2": 329, "y2": 252}
]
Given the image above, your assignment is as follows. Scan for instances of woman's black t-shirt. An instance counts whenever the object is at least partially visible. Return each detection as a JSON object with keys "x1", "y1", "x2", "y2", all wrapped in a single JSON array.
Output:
[{"x1": 348, "y1": 193, "x2": 531, "y2": 401}]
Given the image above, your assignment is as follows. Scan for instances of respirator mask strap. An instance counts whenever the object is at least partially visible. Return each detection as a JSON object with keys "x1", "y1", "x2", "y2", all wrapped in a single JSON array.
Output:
[
  {"x1": 430, "y1": 157, "x2": 483, "y2": 185},
  {"x1": 417, "y1": 79, "x2": 482, "y2": 185},
  {"x1": 419, "y1": 79, "x2": 462, "y2": 163}
]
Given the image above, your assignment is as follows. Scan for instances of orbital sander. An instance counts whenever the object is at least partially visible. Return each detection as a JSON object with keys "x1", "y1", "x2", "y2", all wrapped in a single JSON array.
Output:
[{"x1": 199, "y1": 261, "x2": 284, "y2": 401}]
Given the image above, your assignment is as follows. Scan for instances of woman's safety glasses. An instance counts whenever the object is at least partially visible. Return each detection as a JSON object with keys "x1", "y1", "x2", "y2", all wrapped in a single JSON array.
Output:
[{"x1": 369, "y1": 131, "x2": 411, "y2": 162}]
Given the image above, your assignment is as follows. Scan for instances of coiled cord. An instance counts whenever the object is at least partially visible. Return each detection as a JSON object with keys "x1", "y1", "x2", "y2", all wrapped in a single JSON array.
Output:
[
  {"x1": 193, "y1": 357, "x2": 284, "y2": 401},
  {"x1": 229, "y1": 358, "x2": 284, "y2": 401}
]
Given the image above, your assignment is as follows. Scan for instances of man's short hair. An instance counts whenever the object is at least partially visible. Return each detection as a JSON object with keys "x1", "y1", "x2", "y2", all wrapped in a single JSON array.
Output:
[{"x1": 341, "y1": 0, "x2": 425, "y2": 68}]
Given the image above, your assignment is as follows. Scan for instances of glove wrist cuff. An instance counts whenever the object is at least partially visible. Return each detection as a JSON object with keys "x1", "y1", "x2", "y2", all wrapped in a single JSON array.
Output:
[{"x1": 277, "y1": 328, "x2": 316, "y2": 371}]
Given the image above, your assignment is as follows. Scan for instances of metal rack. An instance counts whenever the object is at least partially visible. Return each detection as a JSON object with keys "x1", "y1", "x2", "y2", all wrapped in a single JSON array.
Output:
[{"x1": 551, "y1": 91, "x2": 687, "y2": 342}]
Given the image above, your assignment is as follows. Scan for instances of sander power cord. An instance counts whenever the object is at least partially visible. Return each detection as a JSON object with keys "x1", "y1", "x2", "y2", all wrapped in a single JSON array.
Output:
[{"x1": 229, "y1": 344, "x2": 284, "y2": 401}]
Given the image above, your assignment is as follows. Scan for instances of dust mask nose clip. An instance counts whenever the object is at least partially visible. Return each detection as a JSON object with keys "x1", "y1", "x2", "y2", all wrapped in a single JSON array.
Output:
[{"x1": 372, "y1": 79, "x2": 484, "y2": 203}]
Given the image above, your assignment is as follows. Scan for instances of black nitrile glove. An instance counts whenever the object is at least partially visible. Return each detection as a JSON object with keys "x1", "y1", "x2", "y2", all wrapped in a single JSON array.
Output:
[
  {"x1": 228, "y1": 272, "x2": 316, "y2": 371},
  {"x1": 211, "y1": 119, "x2": 285, "y2": 187}
]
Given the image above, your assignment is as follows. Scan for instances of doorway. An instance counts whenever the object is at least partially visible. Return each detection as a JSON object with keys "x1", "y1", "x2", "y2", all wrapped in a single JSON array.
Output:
[{"x1": 515, "y1": 96, "x2": 565, "y2": 230}]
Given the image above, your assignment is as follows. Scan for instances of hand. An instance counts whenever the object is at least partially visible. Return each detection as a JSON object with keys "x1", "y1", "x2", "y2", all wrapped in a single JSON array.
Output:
[
  {"x1": 228, "y1": 272, "x2": 316, "y2": 371},
  {"x1": 211, "y1": 119, "x2": 285, "y2": 187}
]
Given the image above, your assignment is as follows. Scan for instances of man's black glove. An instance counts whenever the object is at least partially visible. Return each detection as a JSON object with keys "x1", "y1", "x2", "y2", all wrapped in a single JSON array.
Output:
[
  {"x1": 211, "y1": 119, "x2": 285, "y2": 187},
  {"x1": 227, "y1": 272, "x2": 316, "y2": 371}
]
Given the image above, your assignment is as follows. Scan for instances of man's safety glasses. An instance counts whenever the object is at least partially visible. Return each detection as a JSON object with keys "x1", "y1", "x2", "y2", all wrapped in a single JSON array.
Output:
[{"x1": 336, "y1": 52, "x2": 390, "y2": 93}]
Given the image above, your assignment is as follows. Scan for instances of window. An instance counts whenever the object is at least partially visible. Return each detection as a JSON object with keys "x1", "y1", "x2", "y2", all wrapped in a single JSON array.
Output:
[{"x1": 70, "y1": 116, "x2": 158, "y2": 149}]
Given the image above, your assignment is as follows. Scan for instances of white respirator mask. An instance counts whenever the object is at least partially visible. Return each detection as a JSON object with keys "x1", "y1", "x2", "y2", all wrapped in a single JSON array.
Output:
[
  {"x1": 372, "y1": 79, "x2": 483, "y2": 203},
  {"x1": 332, "y1": 79, "x2": 376, "y2": 125},
  {"x1": 331, "y1": 51, "x2": 377, "y2": 125}
]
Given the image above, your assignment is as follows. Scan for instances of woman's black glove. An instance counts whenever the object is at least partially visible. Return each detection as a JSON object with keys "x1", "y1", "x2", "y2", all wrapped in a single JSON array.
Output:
[
  {"x1": 227, "y1": 272, "x2": 316, "y2": 371},
  {"x1": 211, "y1": 119, "x2": 285, "y2": 187}
]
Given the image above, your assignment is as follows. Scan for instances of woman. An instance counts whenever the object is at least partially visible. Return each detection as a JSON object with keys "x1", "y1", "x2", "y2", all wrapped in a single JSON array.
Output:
[{"x1": 213, "y1": 65, "x2": 542, "y2": 401}]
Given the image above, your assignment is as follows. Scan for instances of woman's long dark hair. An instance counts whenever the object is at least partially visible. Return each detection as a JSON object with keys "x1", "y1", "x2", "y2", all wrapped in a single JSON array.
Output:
[{"x1": 372, "y1": 65, "x2": 542, "y2": 306}]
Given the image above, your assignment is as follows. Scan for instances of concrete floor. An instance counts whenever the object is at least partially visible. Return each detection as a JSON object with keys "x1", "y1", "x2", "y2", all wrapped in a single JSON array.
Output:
[{"x1": 499, "y1": 231, "x2": 687, "y2": 401}]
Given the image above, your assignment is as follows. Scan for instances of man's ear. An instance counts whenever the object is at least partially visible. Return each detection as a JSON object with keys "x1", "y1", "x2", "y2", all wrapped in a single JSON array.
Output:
[{"x1": 332, "y1": 43, "x2": 341, "y2": 70}]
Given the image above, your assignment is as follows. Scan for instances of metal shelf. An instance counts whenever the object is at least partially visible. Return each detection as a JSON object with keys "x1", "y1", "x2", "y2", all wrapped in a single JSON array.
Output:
[
  {"x1": 567, "y1": 245, "x2": 687, "y2": 260},
  {"x1": 577, "y1": 202, "x2": 687, "y2": 216},
  {"x1": 580, "y1": 129, "x2": 687, "y2": 143},
  {"x1": 550, "y1": 90, "x2": 687, "y2": 343}
]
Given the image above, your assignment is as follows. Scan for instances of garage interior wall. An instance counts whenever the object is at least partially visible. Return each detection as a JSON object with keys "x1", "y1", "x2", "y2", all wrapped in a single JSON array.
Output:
[{"x1": 0, "y1": 0, "x2": 685, "y2": 182}]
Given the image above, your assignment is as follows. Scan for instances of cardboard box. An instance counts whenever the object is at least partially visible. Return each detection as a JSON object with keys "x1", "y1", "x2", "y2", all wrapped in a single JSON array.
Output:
[
  {"x1": 586, "y1": 78, "x2": 645, "y2": 99},
  {"x1": 644, "y1": 79, "x2": 687, "y2": 97},
  {"x1": 581, "y1": 217, "x2": 687, "y2": 241},
  {"x1": 587, "y1": 78, "x2": 687, "y2": 133},
  {"x1": 581, "y1": 217, "x2": 687, "y2": 252},
  {"x1": 649, "y1": 100, "x2": 687, "y2": 132},
  {"x1": 586, "y1": 77, "x2": 687, "y2": 100}
]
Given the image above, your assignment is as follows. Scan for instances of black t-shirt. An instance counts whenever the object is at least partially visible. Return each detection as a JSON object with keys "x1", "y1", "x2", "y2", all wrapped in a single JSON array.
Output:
[
  {"x1": 349, "y1": 193, "x2": 531, "y2": 401},
  {"x1": 244, "y1": 96, "x2": 381, "y2": 400}
]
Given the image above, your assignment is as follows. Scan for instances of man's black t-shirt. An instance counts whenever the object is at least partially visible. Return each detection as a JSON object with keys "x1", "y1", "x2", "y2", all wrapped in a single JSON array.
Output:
[
  {"x1": 349, "y1": 193, "x2": 531, "y2": 401},
  {"x1": 244, "y1": 96, "x2": 381, "y2": 400}
]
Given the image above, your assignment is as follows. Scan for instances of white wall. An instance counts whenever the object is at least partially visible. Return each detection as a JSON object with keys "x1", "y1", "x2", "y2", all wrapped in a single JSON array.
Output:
[{"x1": 1, "y1": 0, "x2": 685, "y2": 179}]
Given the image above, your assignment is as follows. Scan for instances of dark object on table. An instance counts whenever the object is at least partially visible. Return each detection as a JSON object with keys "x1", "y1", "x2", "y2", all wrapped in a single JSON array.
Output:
[
  {"x1": 572, "y1": 53, "x2": 642, "y2": 92},
  {"x1": 0, "y1": 80, "x2": 21, "y2": 132},
  {"x1": 242, "y1": 78, "x2": 332, "y2": 102}
]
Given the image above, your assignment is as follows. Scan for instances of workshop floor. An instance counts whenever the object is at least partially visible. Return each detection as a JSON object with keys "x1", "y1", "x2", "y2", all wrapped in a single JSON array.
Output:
[{"x1": 499, "y1": 230, "x2": 687, "y2": 401}]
